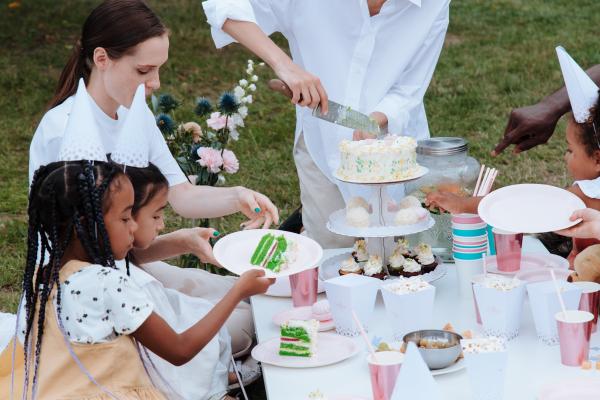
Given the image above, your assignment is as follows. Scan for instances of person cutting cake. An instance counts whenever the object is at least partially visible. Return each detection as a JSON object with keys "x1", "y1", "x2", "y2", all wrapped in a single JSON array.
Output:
[{"x1": 202, "y1": 0, "x2": 451, "y2": 248}]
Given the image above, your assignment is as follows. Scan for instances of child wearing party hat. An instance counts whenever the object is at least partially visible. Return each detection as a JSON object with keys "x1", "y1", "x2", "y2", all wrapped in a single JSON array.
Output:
[{"x1": 427, "y1": 46, "x2": 600, "y2": 266}]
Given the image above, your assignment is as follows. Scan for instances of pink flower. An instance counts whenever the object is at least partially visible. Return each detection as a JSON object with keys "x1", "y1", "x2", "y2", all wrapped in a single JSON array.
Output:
[
  {"x1": 222, "y1": 149, "x2": 239, "y2": 174},
  {"x1": 206, "y1": 112, "x2": 227, "y2": 130},
  {"x1": 197, "y1": 147, "x2": 223, "y2": 173}
]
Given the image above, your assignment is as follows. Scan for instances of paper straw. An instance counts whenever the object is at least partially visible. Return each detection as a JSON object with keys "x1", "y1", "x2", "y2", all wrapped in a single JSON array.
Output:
[
  {"x1": 473, "y1": 164, "x2": 485, "y2": 197},
  {"x1": 478, "y1": 168, "x2": 492, "y2": 197},
  {"x1": 549, "y1": 269, "x2": 568, "y2": 321},
  {"x1": 483, "y1": 169, "x2": 498, "y2": 196},
  {"x1": 352, "y1": 310, "x2": 377, "y2": 359}
]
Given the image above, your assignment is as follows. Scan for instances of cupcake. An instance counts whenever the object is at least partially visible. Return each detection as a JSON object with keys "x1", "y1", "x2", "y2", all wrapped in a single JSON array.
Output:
[
  {"x1": 312, "y1": 300, "x2": 332, "y2": 324},
  {"x1": 363, "y1": 255, "x2": 385, "y2": 280},
  {"x1": 394, "y1": 207, "x2": 428, "y2": 225},
  {"x1": 415, "y1": 243, "x2": 437, "y2": 273},
  {"x1": 347, "y1": 196, "x2": 371, "y2": 212},
  {"x1": 352, "y1": 239, "x2": 369, "y2": 263},
  {"x1": 398, "y1": 195, "x2": 422, "y2": 210},
  {"x1": 346, "y1": 206, "x2": 370, "y2": 227},
  {"x1": 339, "y1": 257, "x2": 363, "y2": 276},
  {"x1": 394, "y1": 238, "x2": 413, "y2": 258},
  {"x1": 400, "y1": 258, "x2": 422, "y2": 277},
  {"x1": 387, "y1": 252, "x2": 406, "y2": 276}
]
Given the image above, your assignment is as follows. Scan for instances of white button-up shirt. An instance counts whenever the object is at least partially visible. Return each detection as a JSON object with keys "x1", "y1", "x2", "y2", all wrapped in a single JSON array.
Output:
[{"x1": 203, "y1": 0, "x2": 450, "y2": 195}]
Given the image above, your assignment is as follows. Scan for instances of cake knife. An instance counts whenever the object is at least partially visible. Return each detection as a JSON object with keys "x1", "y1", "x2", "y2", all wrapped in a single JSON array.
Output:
[{"x1": 267, "y1": 79, "x2": 384, "y2": 137}]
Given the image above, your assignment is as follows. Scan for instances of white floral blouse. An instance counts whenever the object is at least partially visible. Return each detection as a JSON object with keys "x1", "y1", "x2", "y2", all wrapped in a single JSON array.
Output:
[{"x1": 18, "y1": 264, "x2": 153, "y2": 344}]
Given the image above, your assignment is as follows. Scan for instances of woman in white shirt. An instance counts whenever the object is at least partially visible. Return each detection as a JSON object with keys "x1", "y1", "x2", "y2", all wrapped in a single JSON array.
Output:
[
  {"x1": 202, "y1": 0, "x2": 450, "y2": 248},
  {"x1": 29, "y1": 0, "x2": 275, "y2": 357}
]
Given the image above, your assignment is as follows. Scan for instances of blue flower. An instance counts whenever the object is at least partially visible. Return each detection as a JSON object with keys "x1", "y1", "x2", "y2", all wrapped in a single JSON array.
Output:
[
  {"x1": 218, "y1": 92, "x2": 239, "y2": 115},
  {"x1": 157, "y1": 94, "x2": 179, "y2": 114},
  {"x1": 194, "y1": 97, "x2": 213, "y2": 117},
  {"x1": 190, "y1": 144, "x2": 202, "y2": 162},
  {"x1": 156, "y1": 113, "x2": 175, "y2": 135}
]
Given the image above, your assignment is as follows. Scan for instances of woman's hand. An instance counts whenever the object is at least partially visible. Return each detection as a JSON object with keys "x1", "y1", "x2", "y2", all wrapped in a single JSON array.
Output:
[
  {"x1": 273, "y1": 59, "x2": 328, "y2": 113},
  {"x1": 235, "y1": 187, "x2": 280, "y2": 229},
  {"x1": 181, "y1": 227, "x2": 221, "y2": 266},
  {"x1": 233, "y1": 269, "x2": 275, "y2": 299},
  {"x1": 556, "y1": 208, "x2": 600, "y2": 239}
]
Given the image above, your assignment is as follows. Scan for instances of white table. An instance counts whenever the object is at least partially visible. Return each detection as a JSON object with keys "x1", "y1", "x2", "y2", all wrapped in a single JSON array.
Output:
[{"x1": 251, "y1": 237, "x2": 600, "y2": 399}]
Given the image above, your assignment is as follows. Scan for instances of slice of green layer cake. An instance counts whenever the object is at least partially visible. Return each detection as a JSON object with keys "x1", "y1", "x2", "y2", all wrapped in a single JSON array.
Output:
[
  {"x1": 250, "y1": 233, "x2": 297, "y2": 273},
  {"x1": 279, "y1": 319, "x2": 319, "y2": 357}
]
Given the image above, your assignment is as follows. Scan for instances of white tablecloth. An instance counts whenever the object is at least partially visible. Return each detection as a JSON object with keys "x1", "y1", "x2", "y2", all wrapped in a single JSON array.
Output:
[{"x1": 251, "y1": 236, "x2": 600, "y2": 399}]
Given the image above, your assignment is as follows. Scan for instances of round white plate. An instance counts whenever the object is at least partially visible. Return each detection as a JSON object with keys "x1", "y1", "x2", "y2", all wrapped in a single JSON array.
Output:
[
  {"x1": 213, "y1": 229, "x2": 323, "y2": 278},
  {"x1": 266, "y1": 276, "x2": 326, "y2": 297},
  {"x1": 327, "y1": 208, "x2": 435, "y2": 238},
  {"x1": 334, "y1": 166, "x2": 429, "y2": 185},
  {"x1": 319, "y1": 252, "x2": 447, "y2": 284},
  {"x1": 431, "y1": 357, "x2": 465, "y2": 376},
  {"x1": 484, "y1": 254, "x2": 569, "y2": 276},
  {"x1": 251, "y1": 333, "x2": 358, "y2": 368},
  {"x1": 478, "y1": 184, "x2": 585, "y2": 234},
  {"x1": 272, "y1": 306, "x2": 335, "y2": 331}
]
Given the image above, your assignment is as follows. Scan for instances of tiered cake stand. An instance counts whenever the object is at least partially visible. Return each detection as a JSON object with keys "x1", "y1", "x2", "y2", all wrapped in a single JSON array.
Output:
[{"x1": 322, "y1": 167, "x2": 447, "y2": 283}]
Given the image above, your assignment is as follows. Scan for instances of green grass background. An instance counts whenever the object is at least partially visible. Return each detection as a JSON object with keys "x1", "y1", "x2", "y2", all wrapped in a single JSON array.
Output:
[{"x1": 1, "y1": 0, "x2": 599, "y2": 395}]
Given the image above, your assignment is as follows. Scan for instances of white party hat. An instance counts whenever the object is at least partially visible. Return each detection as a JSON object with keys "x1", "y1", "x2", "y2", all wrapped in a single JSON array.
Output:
[
  {"x1": 111, "y1": 84, "x2": 151, "y2": 167},
  {"x1": 391, "y1": 342, "x2": 443, "y2": 400},
  {"x1": 556, "y1": 46, "x2": 599, "y2": 123},
  {"x1": 58, "y1": 78, "x2": 107, "y2": 162}
]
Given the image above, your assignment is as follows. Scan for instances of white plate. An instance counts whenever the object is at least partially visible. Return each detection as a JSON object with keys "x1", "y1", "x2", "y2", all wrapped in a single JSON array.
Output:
[
  {"x1": 327, "y1": 209, "x2": 435, "y2": 238},
  {"x1": 265, "y1": 276, "x2": 326, "y2": 297},
  {"x1": 484, "y1": 254, "x2": 569, "y2": 276},
  {"x1": 478, "y1": 184, "x2": 585, "y2": 234},
  {"x1": 431, "y1": 357, "x2": 465, "y2": 376},
  {"x1": 214, "y1": 229, "x2": 323, "y2": 278},
  {"x1": 251, "y1": 333, "x2": 358, "y2": 368},
  {"x1": 272, "y1": 306, "x2": 335, "y2": 331},
  {"x1": 334, "y1": 166, "x2": 429, "y2": 185},
  {"x1": 319, "y1": 252, "x2": 447, "y2": 284}
]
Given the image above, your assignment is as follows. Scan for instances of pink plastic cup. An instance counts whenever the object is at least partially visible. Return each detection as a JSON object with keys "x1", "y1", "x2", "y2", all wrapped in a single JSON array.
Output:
[
  {"x1": 492, "y1": 228, "x2": 523, "y2": 272},
  {"x1": 289, "y1": 267, "x2": 318, "y2": 307},
  {"x1": 367, "y1": 351, "x2": 404, "y2": 400},
  {"x1": 555, "y1": 310, "x2": 594, "y2": 366},
  {"x1": 573, "y1": 282, "x2": 600, "y2": 333}
]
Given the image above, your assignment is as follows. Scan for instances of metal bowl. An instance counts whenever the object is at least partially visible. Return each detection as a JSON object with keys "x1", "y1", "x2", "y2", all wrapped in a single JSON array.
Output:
[{"x1": 403, "y1": 330, "x2": 463, "y2": 370}]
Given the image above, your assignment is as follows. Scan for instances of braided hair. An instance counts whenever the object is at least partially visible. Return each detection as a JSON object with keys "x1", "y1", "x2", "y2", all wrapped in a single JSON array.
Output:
[
  {"x1": 22, "y1": 160, "x2": 125, "y2": 399},
  {"x1": 572, "y1": 89, "x2": 600, "y2": 157}
]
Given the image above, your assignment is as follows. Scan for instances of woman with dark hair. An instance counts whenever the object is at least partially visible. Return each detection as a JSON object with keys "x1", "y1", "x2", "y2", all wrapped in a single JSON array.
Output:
[{"x1": 28, "y1": 0, "x2": 274, "y2": 361}]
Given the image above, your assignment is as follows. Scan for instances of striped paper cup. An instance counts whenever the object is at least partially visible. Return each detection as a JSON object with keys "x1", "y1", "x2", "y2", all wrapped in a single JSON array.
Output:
[{"x1": 451, "y1": 213, "x2": 484, "y2": 224}]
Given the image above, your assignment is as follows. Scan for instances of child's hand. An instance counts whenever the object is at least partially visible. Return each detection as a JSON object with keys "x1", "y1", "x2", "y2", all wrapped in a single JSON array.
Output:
[
  {"x1": 556, "y1": 208, "x2": 600, "y2": 239},
  {"x1": 234, "y1": 269, "x2": 275, "y2": 299},
  {"x1": 425, "y1": 191, "x2": 467, "y2": 214},
  {"x1": 183, "y1": 227, "x2": 221, "y2": 266}
]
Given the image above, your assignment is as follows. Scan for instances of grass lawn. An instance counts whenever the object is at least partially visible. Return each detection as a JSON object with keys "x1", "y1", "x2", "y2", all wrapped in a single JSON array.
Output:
[{"x1": 1, "y1": 0, "x2": 599, "y2": 397}]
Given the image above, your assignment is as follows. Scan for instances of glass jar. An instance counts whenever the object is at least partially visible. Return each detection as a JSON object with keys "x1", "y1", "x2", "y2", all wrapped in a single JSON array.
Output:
[{"x1": 405, "y1": 137, "x2": 480, "y2": 261}]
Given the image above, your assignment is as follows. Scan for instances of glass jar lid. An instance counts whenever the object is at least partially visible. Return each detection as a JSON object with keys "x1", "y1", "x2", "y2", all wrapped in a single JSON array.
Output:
[{"x1": 417, "y1": 137, "x2": 468, "y2": 156}]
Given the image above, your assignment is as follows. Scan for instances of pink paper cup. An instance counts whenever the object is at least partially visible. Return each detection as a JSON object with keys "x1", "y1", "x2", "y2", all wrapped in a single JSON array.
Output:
[
  {"x1": 367, "y1": 351, "x2": 404, "y2": 400},
  {"x1": 573, "y1": 282, "x2": 600, "y2": 333},
  {"x1": 451, "y1": 213, "x2": 484, "y2": 224},
  {"x1": 289, "y1": 267, "x2": 318, "y2": 307},
  {"x1": 492, "y1": 228, "x2": 523, "y2": 272},
  {"x1": 555, "y1": 310, "x2": 594, "y2": 366}
]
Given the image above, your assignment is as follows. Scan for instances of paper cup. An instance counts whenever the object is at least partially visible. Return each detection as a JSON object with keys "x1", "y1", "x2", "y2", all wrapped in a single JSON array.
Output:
[
  {"x1": 451, "y1": 213, "x2": 484, "y2": 224},
  {"x1": 555, "y1": 310, "x2": 594, "y2": 366},
  {"x1": 381, "y1": 285, "x2": 436, "y2": 340},
  {"x1": 323, "y1": 274, "x2": 380, "y2": 337},
  {"x1": 453, "y1": 251, "x2": 487, "y2": 261},
  {"x1": 289, "y1": 267, "x2": 319, "y2": 307},
  {"x1": 526, "y1": 281, "x2": 583, "y2": 345},
  {"x1": 367, "y1": 351, "x2": 404, "y2": 400},
  {"x1": 474, "y1": 280, "x2": 526, "y2": 340},
  {"x1": 455, "y1": 258, "x2": 484, "y2": 298},
  {"x1": 492, "y1": 228, "x2": 523, "y2": 272},
  {"x1": 572, "y1": 281, "x2": 600, "y2": 333},
  {"x1": 461, "y1": 339, "x2": 508, "y2": 400}
]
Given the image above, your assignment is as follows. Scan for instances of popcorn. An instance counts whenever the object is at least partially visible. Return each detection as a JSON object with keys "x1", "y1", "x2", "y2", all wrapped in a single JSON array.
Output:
[
  {"x1": 462, "y1": 337, "x2": 506, "y2": 353},
  {"x1": 383, "y1": 276, "x2": 430, "y2": 294}
]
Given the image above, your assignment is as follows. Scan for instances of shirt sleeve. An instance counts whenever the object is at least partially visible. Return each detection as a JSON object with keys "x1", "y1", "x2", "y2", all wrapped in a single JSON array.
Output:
[
  {"x1": 202, "y1": 0, "x2": 291, "y2": 48},
  {"x1": 575, "y1": 178, "x2": 600, "y2": 199},
  {"x1": 147, "y1": 113, "x2": 188, "y2": 187},
  {"x1": 373, "y1": 4, "x2": 449, "y2": 135},
  {"x1": 101, "y1": 267, "x2": 154, "y2": 335}
]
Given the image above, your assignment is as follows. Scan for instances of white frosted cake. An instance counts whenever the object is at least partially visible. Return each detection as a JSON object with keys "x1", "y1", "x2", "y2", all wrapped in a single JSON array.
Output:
[{"x1": 337, "y1": 136, "x2": 419, "y2": 182}]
